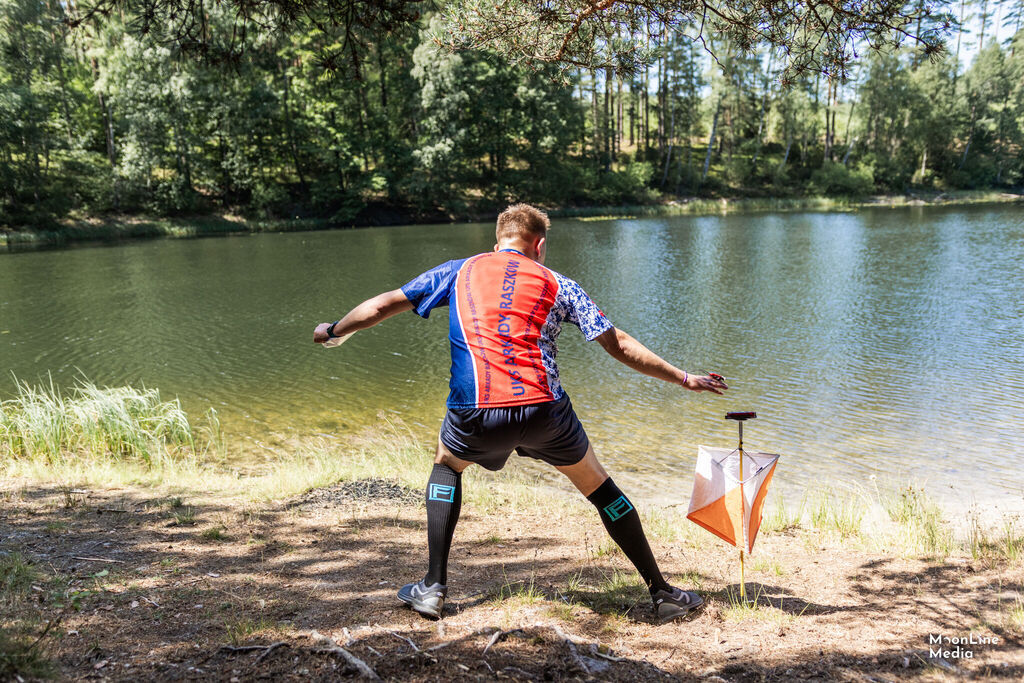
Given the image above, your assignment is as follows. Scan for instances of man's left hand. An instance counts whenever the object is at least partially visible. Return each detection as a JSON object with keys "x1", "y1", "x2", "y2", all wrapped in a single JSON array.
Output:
[
  {"x1": 685, "y1": 373, "x2": 728, "y2": 395},
  {"x1": 313, "y1": 322, "x2": 333, "y2": 344}
]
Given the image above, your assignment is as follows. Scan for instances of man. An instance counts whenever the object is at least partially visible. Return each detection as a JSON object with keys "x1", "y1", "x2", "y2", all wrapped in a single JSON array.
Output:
[{"x1": 314, "y1": 204, "x2": 727, "y2": 622}]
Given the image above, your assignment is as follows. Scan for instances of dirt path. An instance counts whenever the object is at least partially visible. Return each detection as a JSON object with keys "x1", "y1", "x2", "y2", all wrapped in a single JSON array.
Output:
[{"x1": 1, "y1": 481, "x2": 1022, "y2": 681}]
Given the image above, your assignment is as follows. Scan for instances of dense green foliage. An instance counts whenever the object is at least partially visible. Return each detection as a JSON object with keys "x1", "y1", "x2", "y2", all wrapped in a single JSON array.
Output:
[{"x1": 0, "y1": 0, "x2": 1022, "y2": 228}]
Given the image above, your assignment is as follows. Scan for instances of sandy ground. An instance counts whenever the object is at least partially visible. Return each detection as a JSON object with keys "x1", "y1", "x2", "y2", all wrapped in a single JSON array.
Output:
[{"x1": 1, "y1": 480, "x2": 1022, "y2": 682}]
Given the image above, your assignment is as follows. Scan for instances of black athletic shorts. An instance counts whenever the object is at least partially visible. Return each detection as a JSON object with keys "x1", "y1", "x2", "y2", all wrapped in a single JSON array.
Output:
[{"x1": 439, "y1": 394, "x2": 590, "y2": 471}]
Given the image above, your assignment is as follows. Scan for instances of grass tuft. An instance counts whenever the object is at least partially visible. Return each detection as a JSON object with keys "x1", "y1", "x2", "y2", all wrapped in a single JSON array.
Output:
[
  {"x1": 0, "y1": 621, "x2": 54, "y2": 679},
  {"x1": 751, "y1": 557, "x2": 786, "y2": 577},
  {"x1": 225, "y1": 616, "x2": 277, "y2": 645},
  {"x1": 593, "y1": 539, "x2": 621, "y2": 558},
  {"x1": 0, "y1": 377, "x2": 208, "y2": 468},
  {"x1": 0, "y1": 553, "x2": 38, "y2": 597},
  {"x1": 810, "y1": 492, "x2": 864, "y2": 538},
  {"x1": 969, "y1": 512, "x2": 1024, "y2": 562},
  {"x1": 998, "y1": 517, "x2": 1024, "y2": 563},
  {"x1": 572, "y1": 569, "x2": 648, "y2": 614},
  {"x1": 0, "y1": 554, "x2": 55, "y2": 678},
  {"x1": 1006, "y1": 595, "x2": 1024, "y2": 632},
  {"x1": 494, "y1": 577, "x2": 545, "y2": 605},
  {"x1": 717, "y1": 584, "x2": 803, "y2": 626},
  {"x1": 173, "y1": 506, "x2": 197, "y2": 526},
  {"x1": 885, "y1": 486, "x2": 953, "y2": 557},
  {"x1": 761, "y1": 495, "x2": 804, "y2": 534},
  {"x1": 672, "y1": 569, "x2": 706, "y2": 591}
]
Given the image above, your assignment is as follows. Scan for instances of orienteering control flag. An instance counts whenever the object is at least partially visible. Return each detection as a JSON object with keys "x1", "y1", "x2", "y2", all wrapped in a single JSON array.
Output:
[{"x1": 686, "y1": 446, "x2": 779, "y2": 554}]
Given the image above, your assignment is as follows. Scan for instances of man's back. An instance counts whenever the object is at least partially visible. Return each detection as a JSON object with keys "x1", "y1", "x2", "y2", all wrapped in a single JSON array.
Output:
[
  {"x1": 452, "y1": 250, "x2": 557, "y2": 407},
  {"x1": 401, "y1": 249, "x2": 612, "y2": 409}
]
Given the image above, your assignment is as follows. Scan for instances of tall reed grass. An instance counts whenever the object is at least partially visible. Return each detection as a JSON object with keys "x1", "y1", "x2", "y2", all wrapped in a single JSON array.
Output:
[{"x1": 0, "y1": 378, "x2": 210, "y2": 467}]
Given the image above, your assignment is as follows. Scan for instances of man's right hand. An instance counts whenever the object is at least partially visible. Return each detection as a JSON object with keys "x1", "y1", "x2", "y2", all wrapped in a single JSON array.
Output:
[
  {"x1": 313, "y1": 322, "x2": 333, "y2": 344},
  {"x1": 685, "y1": 373, "x2": 728, "y2": 395}
]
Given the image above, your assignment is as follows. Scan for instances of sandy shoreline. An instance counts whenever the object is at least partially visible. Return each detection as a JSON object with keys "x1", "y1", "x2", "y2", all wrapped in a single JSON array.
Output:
[{"x1": 2, "y1": 478, "x2": 1021, "y2": 681}]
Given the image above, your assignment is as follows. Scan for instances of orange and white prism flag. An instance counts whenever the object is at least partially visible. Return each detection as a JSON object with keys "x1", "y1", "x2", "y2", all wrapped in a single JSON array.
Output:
[{"x1": 686, "y1": 446, "x2": 779, "y2": 554}]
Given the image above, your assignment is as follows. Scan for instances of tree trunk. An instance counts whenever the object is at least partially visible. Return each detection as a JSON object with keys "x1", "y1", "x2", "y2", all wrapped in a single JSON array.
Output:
[
  {"x1": 54, "y1": 57, "x2": 74, "y2": 147},
  {"x1": 914, "y1": 3, "x2": 923, "y2": 68},
  {"x1": 656, "y1": 51, "x2": 664, "y2": 157},
  {"x1": 978, "y1": 0, "x2": 989, "y2": 49},
  {"x1": 578, "y1": 77, "x2": 588, "y2": 154},
  {"x1": 702, "y1": 101, "x2": 720, "y2": 183},
  {"x1": 1011, "y1": 6, "x2": 1022, "y2": 57},
  {"x1": 778, "y1": 137, "x2": 792, "y2": 176},
  {"x1": 842, "y1": 76, "x2": 858, "y2": 153},
  {"x1": 90, "y1": 58, "x2": 117, "y2": 166},
  {"x1": 642, "y1": 64, "x2": 650, "y2": 154},
  {"x1": 591, "y1": 70, "x2": 600, "y2": 162},
  {"x1": 959, "y1": 104, "x2": 977, "y2": 169},
  {"x1": 751, "y1": 52, "x2": 774, "y2": 171},
  {"x1": 628, "y1": 80, "x2": 635, "y2": 148},
  {"x1": 604, "y1": 66, "x2": 612, "y2": 171},
  {"x1": 823, "y1": 78, "x2": 833, "y2": 163},
  {"x1": 616, "y1": 71, "x2": 623, "y2": 159},
  {"x1": 954, "y1": 0, "x2": 967, "y2": 86},
  {"x1": 172, "y1": 120, "x2": 192, "y2": 191},
  {"x1": 280, "y1": 65, "x2": 309, "y2": 191},
  {"x1": 841, "y1": 136, "x2": 857, "y2": 165},
  {"x1": 329, "y1": 109, "x2": 345, "y2": 188},
  {"x1": 661, "y1": 107, "x2": 675, "y2": 186}
]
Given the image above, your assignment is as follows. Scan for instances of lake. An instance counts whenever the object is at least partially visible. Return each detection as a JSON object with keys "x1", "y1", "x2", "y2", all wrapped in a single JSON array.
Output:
[{"x1": 2, "y1": 205, "x2": 1023, "y2": 509}]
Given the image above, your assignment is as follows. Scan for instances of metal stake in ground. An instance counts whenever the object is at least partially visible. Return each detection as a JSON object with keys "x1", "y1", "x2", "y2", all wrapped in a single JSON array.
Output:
[{"x1": 726, "y1": 411, "x2": 756, "y2": 604}]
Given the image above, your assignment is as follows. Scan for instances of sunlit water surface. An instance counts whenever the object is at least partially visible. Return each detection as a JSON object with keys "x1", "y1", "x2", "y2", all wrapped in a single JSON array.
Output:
[{"x1": 2, "y1": 205, "x2": 1023, "y2": 509}]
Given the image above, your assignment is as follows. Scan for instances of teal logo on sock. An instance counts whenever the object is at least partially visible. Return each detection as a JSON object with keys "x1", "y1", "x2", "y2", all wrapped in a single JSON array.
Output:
[
  {"x1": 428, "y1": 483, "x2": 455, "y2": 503},
  {"x1": 603, "y1": 495, "x2": 633, "y2": 521}
]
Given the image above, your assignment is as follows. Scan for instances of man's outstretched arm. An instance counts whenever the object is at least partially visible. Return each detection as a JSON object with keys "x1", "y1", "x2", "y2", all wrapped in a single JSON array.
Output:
[
  {"x1": 313, "y1": 289, "x2": 414, "y2": 343},
  {"x1": 595, "y1": 327, "x2": 727, "y2": 394}
]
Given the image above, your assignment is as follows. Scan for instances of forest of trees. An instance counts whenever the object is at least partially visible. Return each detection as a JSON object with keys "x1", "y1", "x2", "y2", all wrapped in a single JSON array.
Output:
[{"x1": 1, "y1": 0, "x2": 1022, "y2": 228}]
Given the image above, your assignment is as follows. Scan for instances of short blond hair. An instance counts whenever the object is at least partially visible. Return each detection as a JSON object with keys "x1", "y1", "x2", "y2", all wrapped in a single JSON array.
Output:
[{"x1": 496, "y1": 203, "x2": 550, "y2": 242}]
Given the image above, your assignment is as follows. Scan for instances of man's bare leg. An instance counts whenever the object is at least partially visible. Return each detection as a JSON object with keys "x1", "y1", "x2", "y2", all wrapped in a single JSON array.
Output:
[
  {"x1": 434, "y1": 432, "x2": 473, "y2": 472},
  {"x1": 555, "y1": 443, "x2": 703, "y2": 620},
  {"x1": 555, "y1": 443, "x2": 608, "y2": 496},
  {"x1": 556, "y1": 444, "x2": 681, "y2": 601}
]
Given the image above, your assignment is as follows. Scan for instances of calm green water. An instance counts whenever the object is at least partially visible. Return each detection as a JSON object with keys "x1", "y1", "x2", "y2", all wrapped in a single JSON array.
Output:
[{"x1": 2, "y1": 205, "x2": 1023, "y2": 506}]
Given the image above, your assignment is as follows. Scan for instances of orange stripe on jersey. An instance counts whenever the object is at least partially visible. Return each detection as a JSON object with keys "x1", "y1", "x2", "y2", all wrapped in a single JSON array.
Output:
[{"x1": 455, "y1": 251, "x2": 558, "y2": 407}]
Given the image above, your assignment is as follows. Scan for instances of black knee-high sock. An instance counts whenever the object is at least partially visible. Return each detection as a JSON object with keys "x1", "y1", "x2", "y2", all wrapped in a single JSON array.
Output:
[
  {"x1": 424, "y1": 463, "x2": 462, "y2": 586},
  {"x1": 587, "y1": 478, "x2": 670, "y2": 594}
]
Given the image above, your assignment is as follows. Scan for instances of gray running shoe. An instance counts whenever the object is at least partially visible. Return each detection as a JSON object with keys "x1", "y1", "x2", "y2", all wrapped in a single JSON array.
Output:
[
  {"x1": 652, "y1": 587, "x2": 704, "y2": 622},
  {"x1": 397, "y1": 580, "x2": 447, "y2": 619}
]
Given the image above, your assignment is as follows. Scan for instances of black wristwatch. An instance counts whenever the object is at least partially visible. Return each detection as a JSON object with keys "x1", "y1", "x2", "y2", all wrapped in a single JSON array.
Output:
[{"x1": 326, "y1": 320, "x2": 341, "y2": 338}]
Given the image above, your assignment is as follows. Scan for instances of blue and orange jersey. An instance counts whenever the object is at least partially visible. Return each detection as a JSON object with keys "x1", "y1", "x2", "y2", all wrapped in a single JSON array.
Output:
[{"x1": 401, "y1": 249, "x2": 614, "y2": 408}]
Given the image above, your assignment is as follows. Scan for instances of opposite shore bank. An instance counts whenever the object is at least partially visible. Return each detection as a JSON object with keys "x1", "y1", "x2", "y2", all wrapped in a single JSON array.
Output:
[{"x1": 3, "y1": 189, "x2": 1021, "y2": 251}]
